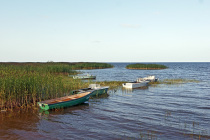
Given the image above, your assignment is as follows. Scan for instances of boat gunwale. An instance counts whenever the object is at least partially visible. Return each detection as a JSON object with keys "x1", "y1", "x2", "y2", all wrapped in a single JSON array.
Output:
[{"x1": 38, "y1": 91, "x2": 91, "y2": 105}]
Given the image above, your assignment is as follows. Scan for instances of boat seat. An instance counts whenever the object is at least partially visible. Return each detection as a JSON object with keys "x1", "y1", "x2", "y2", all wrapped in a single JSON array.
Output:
[
  {"x1": 62, "y1": 98, "x2": 71, "y2": 102},
  {"x1": 51, "y1": 100, "x2": 61, "y2": 103},
  {"x1": 68, "y1": 96, "x2": 77, "y2": 99}
]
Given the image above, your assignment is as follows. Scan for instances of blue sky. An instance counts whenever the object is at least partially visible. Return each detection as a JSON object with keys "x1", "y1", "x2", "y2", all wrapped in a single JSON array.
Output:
[{"x1": 0, "y1": 0, "x2": 209, "y2": 62}]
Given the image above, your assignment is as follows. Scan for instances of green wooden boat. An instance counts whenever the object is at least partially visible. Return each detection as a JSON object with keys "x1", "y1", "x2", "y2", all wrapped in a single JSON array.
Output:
[
  {"x1": 71, "y1": 84, "x2": 109, "y2": 97},
  {"x1": 37, "y1": 91, "x2": 92, "y2": 110},
  {"x1": 89, "y1": 84, "x2": 109, "y2": 96}
]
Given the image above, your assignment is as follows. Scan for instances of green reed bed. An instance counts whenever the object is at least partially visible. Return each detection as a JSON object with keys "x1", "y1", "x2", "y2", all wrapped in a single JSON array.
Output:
[
  {"x1": 161, "y1": 79, "x2": 199, "y2": 84},
  {"x1": 0, "y1": 63, "x2": 76, "y2": 74},
  {"x1": 149, "y1": 79, "x2": 199, "y2": 86},
  {"x1": 70, "y1": 62, "x2": 113, "y2": 70},
  {"x1": 0, "y1": 62, "x2": 113, "y2": 111},
  {"x1": 126, "y1": 63, "x2": 168, "y2": 70},
  {"x1": 0, "y1": 62, "x2": 113, "y2": 73},
  {"x1": 0, "y1": 71, "x2": 67, "y2": 110}
]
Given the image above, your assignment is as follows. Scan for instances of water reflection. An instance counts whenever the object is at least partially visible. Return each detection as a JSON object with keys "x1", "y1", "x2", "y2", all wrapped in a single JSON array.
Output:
[
  {"x1": 39, "y1": 103, "x2": 90, "y2": 117},
  {"x1": 0, "y1": 109, "x2": 40, "y2": 139}
]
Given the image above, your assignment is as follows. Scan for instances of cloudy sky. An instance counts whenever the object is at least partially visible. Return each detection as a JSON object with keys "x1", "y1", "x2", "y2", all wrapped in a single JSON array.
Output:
[{"x1": 0, "y1": 0, "x2": 209, "y2": 62}]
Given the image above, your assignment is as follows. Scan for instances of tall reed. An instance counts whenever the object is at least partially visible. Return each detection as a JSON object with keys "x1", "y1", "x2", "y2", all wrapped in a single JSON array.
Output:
[
  {"x1": 0, "y1": 71, "x2": 66, "y2": 109},
  {"x1": 126, "y1": 63, "x2": 168, "y2": 69},
  {"x1": 0, "y1": 62, "x2": 113, "y2": 110},
  {"x1": 70, "y1": 62, "x2": 113, "y2": 70}
]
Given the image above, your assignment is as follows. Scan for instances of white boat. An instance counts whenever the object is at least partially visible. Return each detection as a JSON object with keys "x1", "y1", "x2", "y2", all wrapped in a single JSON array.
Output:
[
  {"x1": 137, "y1": 75, "x2": 158, "y2": 82},
  {"x1": 122, "y1": 80, "x2": 149, "y2": 89},
  {"x1": 72, "y1": 74, "x2": 96, "y2": 79}
]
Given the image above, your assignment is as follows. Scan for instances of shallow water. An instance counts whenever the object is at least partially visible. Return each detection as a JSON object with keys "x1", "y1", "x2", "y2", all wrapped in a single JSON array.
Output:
[{"x1": 0, "y1": 62, "x2": 210, "y2": 140}]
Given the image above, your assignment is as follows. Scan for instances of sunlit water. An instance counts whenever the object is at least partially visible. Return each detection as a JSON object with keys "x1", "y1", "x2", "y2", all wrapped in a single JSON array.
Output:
[{"x1": 1, "y1": 63, "x2": 210, "y2": 140}]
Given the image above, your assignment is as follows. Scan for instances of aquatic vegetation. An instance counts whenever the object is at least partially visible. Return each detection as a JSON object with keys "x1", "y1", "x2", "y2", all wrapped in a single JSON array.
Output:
[
  {"x1": 62, "y1": 76, "x2": 125, "y2": 90},
  {"x1": 0, "y1": 62, "x2": 113, "y2": 110},
  {"x1": 96, "y1": 81, "x2": 126, "y2": 89},
  {"x1": 126, "y1": 63, "x2": 168, "y2": 70},
  {"x1": 139, "y1": 130, "x2": 159, "y2": 140},
  {"x1": 0, "y1": 62, "x2": 113, "y2": 74},
  {"x1": 0, "y1": 71, "x2": 67, "y2": 110},
  {"x1": 69, "y1": 62, "x2": 113, "y2": 70},
  {"x1": 149, "y1": 79, "x2": 199, "y2": 86},
  {"x1": 161, "y1": 79, "x2": 199, "y2": 84},
  {"x1": 0, "y1": 62, "x2": 199, "y2": 111}
]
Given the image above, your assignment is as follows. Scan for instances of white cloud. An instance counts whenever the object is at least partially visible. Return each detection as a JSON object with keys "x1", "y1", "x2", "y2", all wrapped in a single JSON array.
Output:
[{"x1": 121, "y1": 24, "x2": 141, "y2": 28}]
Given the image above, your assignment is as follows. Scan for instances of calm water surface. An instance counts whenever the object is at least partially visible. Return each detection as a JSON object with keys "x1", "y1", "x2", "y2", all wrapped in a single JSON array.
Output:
[{"x1": 0, "y1": 63, "x2": 210, "y2": 140}]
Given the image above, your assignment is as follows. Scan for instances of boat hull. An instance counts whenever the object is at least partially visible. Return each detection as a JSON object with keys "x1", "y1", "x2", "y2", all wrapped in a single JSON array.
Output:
[
  {"x1": 137, "y1": 75, "x2": 158, "y2": 82},
  {"x1": 38, "y1": 92, "x2": 91, "y2": 110},
  {"x1": 122, "y1": 81, "x2": 149, "y2": 89},
  {"x1": 90, "y1": 87, "x2": 109, "y2": 97},
  {"x1": 73, "y1": 75, "x2": 96, "y2": 79}
]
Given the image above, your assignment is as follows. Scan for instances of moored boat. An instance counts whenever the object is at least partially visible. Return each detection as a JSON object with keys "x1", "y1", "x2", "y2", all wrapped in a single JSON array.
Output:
[
  {"x1": 89, "y1": 84, "x2": 109, "y2": 96},
  {"x1": 137, "y1": 75, "x2": 158, "y2": 82},
  {"x1": 37, "y1": 91, "x2": 92, "y2": 110},
  {"x1": 72, "y1": 84, "x2": 109, "y2": 97},
  {"x1": 73, "y1": 73, "x2": 96, "y2": 79},
  {"x1": 122, "y1": 80, "x2": 149, "y2": 89}
]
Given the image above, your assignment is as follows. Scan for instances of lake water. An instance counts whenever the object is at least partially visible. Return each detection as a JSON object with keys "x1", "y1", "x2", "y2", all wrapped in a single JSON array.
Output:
[{"x1": 0, "y1": 63, "x2": 210, "y2": 140}]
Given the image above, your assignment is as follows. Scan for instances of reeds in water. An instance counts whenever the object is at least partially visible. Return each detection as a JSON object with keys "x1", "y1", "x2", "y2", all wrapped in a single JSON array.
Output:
[
  {"x1": 161, "y1": 79, "x2": 199, "y2": 84},
  {"x1": 70, "y1": 62, "x2": 113, "y2": 70},
  {"x1": 0, "y1": 62, "x2": 113, "y2": 110},
  {"x1": 0, "y1": 71, "x2": 67, "y2": 110},
  {"x1": 149, "y1": 79, "x2": 199, "y2": 86},
  {"x1": 0, "y1": 62, "x2": 111, "y2": 110},
  {"x1": 126, "y1": 63, "x2": 168, "y2": 70}
]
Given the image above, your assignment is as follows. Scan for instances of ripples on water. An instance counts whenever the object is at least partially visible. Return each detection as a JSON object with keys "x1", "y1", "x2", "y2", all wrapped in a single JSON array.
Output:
[{"x1": 0, "y1": 63, "x2": 210, "y2": 140}]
